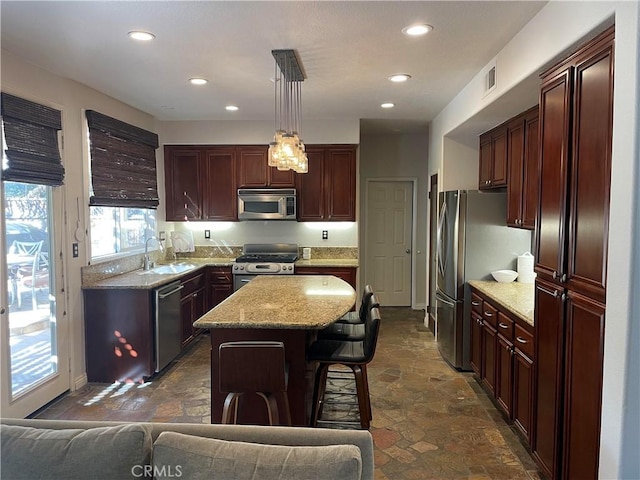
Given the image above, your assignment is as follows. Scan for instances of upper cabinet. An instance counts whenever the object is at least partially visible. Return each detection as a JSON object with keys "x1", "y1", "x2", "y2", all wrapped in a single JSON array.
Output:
[
  {"x1": 165, "y1": 143, "x2": 357, "y2": 222},
  {"x1": 506, "y1": 107, "x2": 539, "y2": 229},
  {"x1": 296, "y1": 145, "x2": 357, "y2": 222},
  {"x1": 479, "y1": 127, "x2": 507, "y2": 190},
  {"x1": 236, "y1": 145, "x2": 295, "y2": 188},
  {"x1": 165, "y1": 145, "x2": 237, "y2": 221}
]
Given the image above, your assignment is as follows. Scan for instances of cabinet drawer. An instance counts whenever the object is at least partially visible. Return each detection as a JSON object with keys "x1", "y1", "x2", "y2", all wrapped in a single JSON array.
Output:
[
  {"x1": 209, "y1": 267, "x2": 232, "y2": 284},
  {"x1": 471, "y1": 292, "x2": 483, "y2": 315},
  {"x1": 483, "y1": 302, "x2": 498, "y2": 328},
  {"x1": 181, "y1": 272, "x2": 206, "y2": 297},
  {"x1": 496, "y1": 312, "x2": 514, "y2": 341},
  {"x1": 514, "y1": 324, "x2": 534, "y2": 358}
]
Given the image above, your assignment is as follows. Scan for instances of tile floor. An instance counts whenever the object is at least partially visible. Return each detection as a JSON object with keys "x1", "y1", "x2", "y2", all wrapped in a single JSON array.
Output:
[{"x1": 33, "y1": 307, "x2": 542, "y2": 479}]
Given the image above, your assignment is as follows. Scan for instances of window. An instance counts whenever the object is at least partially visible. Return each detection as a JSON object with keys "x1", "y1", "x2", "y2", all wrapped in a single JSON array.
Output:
[
  {"x1": 85, "y1": 110, "x2": 159, "y2": 260},
  {"x1": 90, "y1": 206, "x2": 156, "y2": 258}
]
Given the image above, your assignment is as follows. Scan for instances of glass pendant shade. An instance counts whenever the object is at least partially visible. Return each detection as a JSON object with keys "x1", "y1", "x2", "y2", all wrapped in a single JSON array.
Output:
[{"x1": 268, "y1": 50, "x2": 308, "y2": 173}]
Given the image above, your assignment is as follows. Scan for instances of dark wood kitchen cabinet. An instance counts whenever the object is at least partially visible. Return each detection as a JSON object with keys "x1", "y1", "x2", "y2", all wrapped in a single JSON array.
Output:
[
  {"x1": 208, "y1": 266, "x2": 233, "y2": 309},
  {"x1": 179, "y1": 269, "x2": 207, "y2": 348},
  {"x1": 296, "y1": 145, "x2": 357, "y2": 221},
  {"x1": 165, "y1": 145, "x2": 237, "y2": 221},
  {"x1": 478, "y1": 127, "x2": 507, "y2": 190},
  {"x1": 532, "y1": 27, "x2": 613, "y2": 480},
  {"x1": 236, "y1": 145, "x2": 295, "y2": 188},
  {"x1": 506, "y1": 106, "x2": 539, "y2": 229},
  {"x1": 469, "y1": 286, "x2": 535, "y2": 446},
  {"x1": 84, "y1": 288, "x2": 155, "y2": 383}
]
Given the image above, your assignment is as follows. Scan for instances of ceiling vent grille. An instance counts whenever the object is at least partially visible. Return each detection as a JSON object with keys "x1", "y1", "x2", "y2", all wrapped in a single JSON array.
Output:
[{"x1": 485, "y1": 64, "x2": 497, "y2": 95}]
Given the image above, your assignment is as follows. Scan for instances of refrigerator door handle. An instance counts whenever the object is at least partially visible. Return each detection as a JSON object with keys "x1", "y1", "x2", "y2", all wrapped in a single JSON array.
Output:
[
  {"x1": 437, "y1": 199, "x2": 448, "y2": 278},
  {"x1": 435, "y1": 291, "x2": 456, "y2": 307}
]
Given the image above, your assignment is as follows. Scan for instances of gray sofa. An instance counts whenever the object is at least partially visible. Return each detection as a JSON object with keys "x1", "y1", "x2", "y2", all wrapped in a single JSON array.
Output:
[{"x1": 1, "y1": 418, "x2": 374, "y2": 480}]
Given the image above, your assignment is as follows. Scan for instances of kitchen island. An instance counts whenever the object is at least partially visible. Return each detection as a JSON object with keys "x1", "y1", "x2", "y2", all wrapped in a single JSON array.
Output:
[{"x1": 193, "y1": 274, "x2": 356, "y2": 426}]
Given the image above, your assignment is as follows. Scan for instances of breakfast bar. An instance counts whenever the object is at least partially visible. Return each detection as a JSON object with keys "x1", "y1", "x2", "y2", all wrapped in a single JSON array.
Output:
[{"x1": 193, "y1": 274, "x2": 356, "y2": 426}]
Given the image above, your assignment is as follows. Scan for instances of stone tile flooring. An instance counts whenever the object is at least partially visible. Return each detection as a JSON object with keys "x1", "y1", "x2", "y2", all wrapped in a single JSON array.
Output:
[{"x1": 34, "y1": 307, "x2": 542, "y2": 479}]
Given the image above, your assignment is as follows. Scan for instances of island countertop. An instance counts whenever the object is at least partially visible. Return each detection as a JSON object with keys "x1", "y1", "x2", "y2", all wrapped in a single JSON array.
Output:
[{"x1": 193, "y1": 275, "x2": 356, "y2": 330}]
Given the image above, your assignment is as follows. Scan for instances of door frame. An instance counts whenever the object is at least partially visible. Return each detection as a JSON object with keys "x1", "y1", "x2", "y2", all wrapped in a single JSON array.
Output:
[
  {"x1": 362, "y1": 178, "x2": 418, "y2": 308},
  {"x1": 427, "y1": 173, "x2": 438, "y2": 334}
]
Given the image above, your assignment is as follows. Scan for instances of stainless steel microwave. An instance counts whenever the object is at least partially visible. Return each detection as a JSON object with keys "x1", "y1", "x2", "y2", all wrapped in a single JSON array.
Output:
[{"x1": 237, "y1": 188, "x2": 297, "y2": 220}]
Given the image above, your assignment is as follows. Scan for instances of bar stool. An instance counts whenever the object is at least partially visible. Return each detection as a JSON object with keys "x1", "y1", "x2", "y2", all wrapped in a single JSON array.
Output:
[
  {"x1": 317, "y1": 288, "x2": 379, "y2": 341},
  {"x1": 218, "y1": 341, "x2": 291, "y2": 426},
  {"x1": 307, "y1": 302, "x2": 382, "y2": 429},
  {"x1": 336, "y1": 285, "x2": 374, "y2": 324}
]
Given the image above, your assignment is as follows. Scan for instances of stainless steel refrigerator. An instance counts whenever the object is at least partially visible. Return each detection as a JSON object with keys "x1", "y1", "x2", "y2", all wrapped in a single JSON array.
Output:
[{"x1": 435, "y1": 190, "x2": 532, "y2": 370}]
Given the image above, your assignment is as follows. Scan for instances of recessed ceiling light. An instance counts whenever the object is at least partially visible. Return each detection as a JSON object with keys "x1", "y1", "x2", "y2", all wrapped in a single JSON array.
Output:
[
  {"x1": 128, "y1": 31, "x2": 155, "y2": 41},
  {"x1": 189, "y1": 78, "x2": 208, "y2": 85},
  {"x1": 225, "y1": 105, "x2": 239, "y2": 111},
  {"x1": 389, "y1": 74, "x2": 412, "y2": 83},
  {"x1": 402, "y1": 24, "x2": 433, "y2": 36},
  {"x1": 381, "y1": 103, "x2": 395, "y2": 109}
]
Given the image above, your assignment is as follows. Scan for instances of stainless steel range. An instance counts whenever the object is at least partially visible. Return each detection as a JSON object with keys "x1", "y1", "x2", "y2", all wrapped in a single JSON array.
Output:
[{"x1": 232, "y1": 243, "x2": 298, "y2": 291}]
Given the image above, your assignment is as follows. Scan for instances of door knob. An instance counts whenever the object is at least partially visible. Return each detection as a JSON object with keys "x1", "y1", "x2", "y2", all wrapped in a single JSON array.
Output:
[{"x1": 405, "y1": 249, "x2": 411, "y2": 254}]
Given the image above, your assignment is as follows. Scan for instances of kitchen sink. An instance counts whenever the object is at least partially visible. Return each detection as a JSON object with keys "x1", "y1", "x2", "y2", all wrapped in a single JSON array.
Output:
[{"x1": 139, "y1": 263, "x2": 197, "y2": 275}]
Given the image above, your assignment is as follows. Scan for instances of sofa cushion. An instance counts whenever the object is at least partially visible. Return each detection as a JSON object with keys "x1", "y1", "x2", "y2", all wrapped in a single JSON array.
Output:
[
  {"x1": 0, "y1": 423, "x2": 152, "y2": 480},
  {"x1": 152, "y1": 431, "x2": 362, "y2": 480}
]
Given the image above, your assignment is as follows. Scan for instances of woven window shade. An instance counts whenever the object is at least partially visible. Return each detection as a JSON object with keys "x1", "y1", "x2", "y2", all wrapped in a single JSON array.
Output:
[
  {"x1": 1, "y1": 92, "x2": 65, "y2": 186},
  {"x1": 86, "y1": 110, "x2": 159, "y2": 209}
]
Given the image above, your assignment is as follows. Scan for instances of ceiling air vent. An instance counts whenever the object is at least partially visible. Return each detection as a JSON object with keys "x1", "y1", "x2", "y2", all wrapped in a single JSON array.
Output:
[{"x1": 485, "y1": 64, "x2": 497, "y2": 95}]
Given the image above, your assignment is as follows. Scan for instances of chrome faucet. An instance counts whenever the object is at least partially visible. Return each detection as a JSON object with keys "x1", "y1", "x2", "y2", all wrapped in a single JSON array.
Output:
[{"x1": 143, "y1": 235, "x2": 162, "y2": 270}]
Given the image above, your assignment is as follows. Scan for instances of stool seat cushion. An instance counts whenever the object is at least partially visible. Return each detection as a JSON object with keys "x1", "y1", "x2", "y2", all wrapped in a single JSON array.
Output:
[
  {"x1": 307, "y1": 339, "x2": 366, "y2": 364},
  {"x1": 153, "y1": 431, "x2": 363, "y2": 480}
]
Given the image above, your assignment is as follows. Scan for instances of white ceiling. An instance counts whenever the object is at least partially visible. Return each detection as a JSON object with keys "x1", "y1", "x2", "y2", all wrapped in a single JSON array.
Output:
[{"x1": 0, "y1": 1, "x2": 546, "y2": 134}]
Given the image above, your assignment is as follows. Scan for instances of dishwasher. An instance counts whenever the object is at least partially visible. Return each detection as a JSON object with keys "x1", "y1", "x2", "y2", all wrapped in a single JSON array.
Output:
[{"x1": 154, "y1": 281, "x2": 183, "y2": 372}]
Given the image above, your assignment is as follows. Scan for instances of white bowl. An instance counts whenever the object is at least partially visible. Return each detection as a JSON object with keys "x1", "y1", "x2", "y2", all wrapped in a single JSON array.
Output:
[{"x1": 491, "y1": 269, "x2": 519, "y2": 283}]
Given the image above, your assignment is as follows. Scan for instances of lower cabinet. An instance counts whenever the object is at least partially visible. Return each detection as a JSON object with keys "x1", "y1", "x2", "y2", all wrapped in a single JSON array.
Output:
[
  {"x1": 179, "y1": 270, "x2": 207, "y2": 349},
  {"x1": 469, "y1": 286, "x2": 535, "y2": 446},
  {"x1": 208, "y1": 266, "x2": 233, "y2": 309}
]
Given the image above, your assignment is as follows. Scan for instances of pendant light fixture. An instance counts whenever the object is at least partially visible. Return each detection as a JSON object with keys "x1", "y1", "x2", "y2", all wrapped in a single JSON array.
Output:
[{"x1": 268, "y1": 49, "x2": 308, "y2": 173}]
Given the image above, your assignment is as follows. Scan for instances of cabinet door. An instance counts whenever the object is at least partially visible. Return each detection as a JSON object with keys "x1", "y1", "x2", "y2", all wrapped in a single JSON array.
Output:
[
  {"x1": 296, "y1": 148, "x2": 326, "y2": 220},
  {"x1": 522, "y1": 113, "x2": 539, "y2": 229},
  {"x1": 295, "y1": 266, "x2": 357, "y2": 289},
  {"x1": 268, "y1": 165, "x2": 295, "y2": 187},
  {"x1": 478, "y1": 135, "x2": 492, "y2": 189},
  {"x1": 237, "y1": 146, "x2": 268, "y2": 187},
  {"x1": 565, "y1": 34, "x2": 613, "y2": 303},
  {"x1": 210, "y1": 283, "x2": 233, "y2": 309},
  {"x1": 470, "y1": 311, "x2": 483, "y2": 376},
  {"x1": 164, "y1": 146, "x2": 203, "y2": 221},
  {"x1": 506, "y1": 119, "x2": 525, "y2": 227},
  {"x1": 513, "y1": 349, "x2": 534, "y2": 444},
  {"x1": 535, "y1": 66, "x2": 572, "y2": 282},
  {"x1": 481, "y1": 323, "x2": 497, "y2": 395},
  {"x1": 496, "y1": 334, "x2": 514, "y2": 418},
  {"x1": 325, "y1": 147, "x2": 356, "y2": 221},
  {"x1": 532, "y1": 278, "x2": 566, "y2": 480},
  {"x1": 562, "y1": 292, "x2": 605, "y2": 480},
  {"x1": 491, "y1": 129, "x2": 508, "y2": 187},
  {"x1": 203, "y1": 147, "x2": 237, "y2": 221}
]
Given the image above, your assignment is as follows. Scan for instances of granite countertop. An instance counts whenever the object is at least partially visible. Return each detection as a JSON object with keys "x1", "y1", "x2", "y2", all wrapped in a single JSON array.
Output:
[
  {"x1": 193, "y1": 275, "x2": 356, "y2": 330},
  {"x1": 468, "y1": 280, "x2": 535, "y2": 326},
  {"x1": 82, "y1": 258, "x2": 359, "y2": 289}
]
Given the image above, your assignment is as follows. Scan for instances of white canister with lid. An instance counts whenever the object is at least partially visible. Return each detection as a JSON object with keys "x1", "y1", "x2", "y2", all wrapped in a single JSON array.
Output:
[{"x1": 517, "y1": 251, "x2": 536, "y2": 283}]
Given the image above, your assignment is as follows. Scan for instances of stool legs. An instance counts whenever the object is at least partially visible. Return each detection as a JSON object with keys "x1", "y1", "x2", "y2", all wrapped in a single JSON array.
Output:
[
  {"x1": 311, "y1": 362, "x2": 372, "y2": 429},
  {"x1": 222, "y1": 391, "x2": 291, "y2": 426}
]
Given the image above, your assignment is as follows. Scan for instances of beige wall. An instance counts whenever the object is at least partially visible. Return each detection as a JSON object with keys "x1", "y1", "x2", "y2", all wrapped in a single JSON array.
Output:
[{"x1": 359, "y1": 129, "x2": 429, "y2": 308}]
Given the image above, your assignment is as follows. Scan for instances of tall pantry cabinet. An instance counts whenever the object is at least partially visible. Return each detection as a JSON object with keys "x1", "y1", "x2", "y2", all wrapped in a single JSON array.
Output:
[{"x1": 532, "y1": 26, "x2": 614, "y2": 480}]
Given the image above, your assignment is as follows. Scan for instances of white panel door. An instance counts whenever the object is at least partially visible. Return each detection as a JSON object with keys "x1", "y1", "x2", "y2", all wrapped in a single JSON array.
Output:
[{"x1": 365, "y1": 181, "x2": 412, "y2": 306}]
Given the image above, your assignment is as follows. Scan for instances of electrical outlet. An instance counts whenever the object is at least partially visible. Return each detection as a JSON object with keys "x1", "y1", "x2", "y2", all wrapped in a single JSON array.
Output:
[
  {"x1": 72, "y1": 243, "x2": 79, "y2": 258},
  {"x1": 204, "y1": 229, "x2": 211, "y2": 239},
  {"x1": 158, "y1": 230, "x2": 166, "y2": 241},
  {"x1": 322, "y1": 230, "x2": 328, "y2": 240}
]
